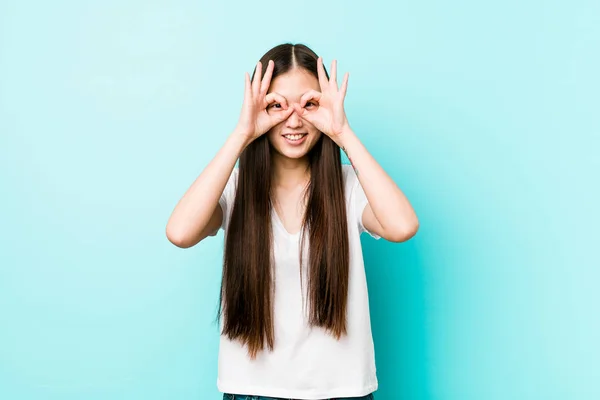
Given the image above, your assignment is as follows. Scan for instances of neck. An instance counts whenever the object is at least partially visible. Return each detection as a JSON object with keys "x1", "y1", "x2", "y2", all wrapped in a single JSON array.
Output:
[{"x1": 271, "y1": 153, "x2": 311, "y2": 189}]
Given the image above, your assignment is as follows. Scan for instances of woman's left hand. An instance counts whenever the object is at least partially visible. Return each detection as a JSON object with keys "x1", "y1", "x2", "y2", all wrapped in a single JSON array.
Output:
[{"x1": 292, "y1": 57, "x2": 350, "y2": 142}]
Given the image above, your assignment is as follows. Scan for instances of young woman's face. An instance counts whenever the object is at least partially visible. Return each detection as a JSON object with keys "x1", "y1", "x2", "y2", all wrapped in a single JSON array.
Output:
[{"x1": 266, "y1": 68, "x2": 322, "y2": 160}]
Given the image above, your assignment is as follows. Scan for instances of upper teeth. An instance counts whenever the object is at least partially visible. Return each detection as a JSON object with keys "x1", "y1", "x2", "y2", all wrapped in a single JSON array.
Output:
[{"x1": 284, "y1": 134, "x2": 305, "y2": 140}]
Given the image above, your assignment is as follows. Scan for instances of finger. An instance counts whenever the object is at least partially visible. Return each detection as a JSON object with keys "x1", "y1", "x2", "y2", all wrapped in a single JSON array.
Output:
[
  {"x1": 252, "y1": 61, "x2": 262, "y2": 96},
  {"x1": 265, "y1": 92, "x2": 289, "y2": 109},
  {"x1": 274, "y1": 106, "x2": 295, "y2": 122},
  {"x1": 297, "y1": 113, "x2": 316, "y2": 128},
  {"x1": 340, "y1": 72, "x2": 349, "y2": 99},
  {"x1": 330, "y1": 59, "x2": 337, "y2": 89},
  {"x1": 264, "y1": 106, "x2": 294, "y2": 130},
  {"x1": 260, "y1": 60, "x2": 274, "y2": 94},
  {"x1": 292, "y1": 102, "x2": 306, "y2": 117},
  {"x1": 317, "y1": 57, "x2": 329, "y2": 92},
  {"x1": 293, "y1": 103, "x2": 315, "y2": 125},
  {"x1": 300, "y1": 90, "x2": 322, "y2": 108},
  {"x1": 244, "y1": 72, "x2": 252, "y2": 100}
]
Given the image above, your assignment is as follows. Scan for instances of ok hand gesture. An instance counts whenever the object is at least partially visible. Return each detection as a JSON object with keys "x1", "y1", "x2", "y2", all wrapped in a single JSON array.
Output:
[
  {"x1": 235, "y1": 60, "x2": 294, "y2": 143},
  {"x1": 291, "y1": 57, "x2": 350, "y2": 143}
]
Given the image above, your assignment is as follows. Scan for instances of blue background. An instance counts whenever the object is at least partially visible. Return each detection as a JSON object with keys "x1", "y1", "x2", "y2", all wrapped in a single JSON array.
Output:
[{"x1": 1, "y1": 0, "x2": 598, "y2": 399}]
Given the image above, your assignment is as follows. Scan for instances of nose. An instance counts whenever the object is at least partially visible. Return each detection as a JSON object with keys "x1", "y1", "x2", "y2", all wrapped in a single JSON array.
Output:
[{"x1": 285, "y1": 107, "x2": 302, "y2": 128}]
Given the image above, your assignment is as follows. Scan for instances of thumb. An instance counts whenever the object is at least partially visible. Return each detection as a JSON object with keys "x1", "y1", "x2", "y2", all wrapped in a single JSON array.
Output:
[
  {"x1": 293, "y1": 103, "x2": 315, "y2": 124},
  {"x1": 273, "y1": 106, "x2": 294, "y2": 123}
]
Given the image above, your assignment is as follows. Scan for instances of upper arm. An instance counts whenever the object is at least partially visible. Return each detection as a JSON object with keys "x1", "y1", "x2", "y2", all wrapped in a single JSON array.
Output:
[
  {"x1": 361, "y1": 203, "x2": 417, "y2": 243},
  {"x1": 205, "y1": 167, "x2": 237, "y2": 240},
  {"x1": 168, "y1": 168, "x2": 235, "y2": 248},
  {"x1": 349, "y1": 164, "x2": 412, "y2": 243},
  {"x1": 203, "y1": 202, "x2": 224, "y2": 239},
  {"x1": 202, "y1": 176, "x2": 234, "y2": 240},
  {"x1": 170, "y1": 202, "x2": 223, "y2": 248},
  {"x1": 361, "y1": 203, "x2": 385, "y2": 240},
  {"x1": 347, "y1": 165, "x2": 382, "y2": 241}
]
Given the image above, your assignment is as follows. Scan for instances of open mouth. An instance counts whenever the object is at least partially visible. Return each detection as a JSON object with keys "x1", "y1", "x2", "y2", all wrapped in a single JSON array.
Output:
[{"x1": 282, "y1": 133, "x2": 308, "y2": 144}]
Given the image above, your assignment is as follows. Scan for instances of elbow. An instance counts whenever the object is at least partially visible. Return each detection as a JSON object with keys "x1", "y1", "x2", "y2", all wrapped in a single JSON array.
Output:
[
  {"x1": 165, "y1": 225, "x2": 194, "y2": 248},
  {"x1": 388, "y1": 220, "x2": 419, "y2": 243}
]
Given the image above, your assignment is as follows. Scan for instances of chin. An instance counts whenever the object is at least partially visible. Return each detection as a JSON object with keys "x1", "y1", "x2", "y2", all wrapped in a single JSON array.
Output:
[
  {"x1": 266, "y1": 137, "x2": 308, "y2": 159},
  {"x1": 270, "y1": 146, "x2": 309, "y2": 160}
]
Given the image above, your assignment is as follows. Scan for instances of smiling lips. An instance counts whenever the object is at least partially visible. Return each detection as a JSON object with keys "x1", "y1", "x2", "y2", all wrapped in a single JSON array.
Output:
[
  {"x1": 283, "y1": 133, "x2": 307, "y2": 141},
  {"x1": 282, "y1": 133, "x2": 308, "y2": 145}
]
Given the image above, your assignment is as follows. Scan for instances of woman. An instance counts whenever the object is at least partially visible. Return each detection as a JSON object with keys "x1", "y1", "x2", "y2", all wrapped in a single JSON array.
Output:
[{"x1": 166, "y1": 43, "x2": 419, "y2": 400}]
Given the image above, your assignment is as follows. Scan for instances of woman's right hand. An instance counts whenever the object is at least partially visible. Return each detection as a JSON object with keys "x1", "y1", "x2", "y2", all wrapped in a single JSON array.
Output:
[{"x1": 234, "y1": 60, "x2": 294, "y2": 143}]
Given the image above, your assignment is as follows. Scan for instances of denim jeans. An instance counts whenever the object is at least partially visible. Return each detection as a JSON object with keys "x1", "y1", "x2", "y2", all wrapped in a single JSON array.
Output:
[{"x1": 222, "y1": 393, "x2": 374, "y2": 400}]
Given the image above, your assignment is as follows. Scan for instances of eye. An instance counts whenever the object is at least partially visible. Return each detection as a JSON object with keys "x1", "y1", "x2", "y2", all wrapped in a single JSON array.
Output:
[
  {"x1": 268, "y1": 103, "x2": 282, "y2": 110},
  {"x1": 305, "y1": 101, "x2": 317, "y2": 108}
]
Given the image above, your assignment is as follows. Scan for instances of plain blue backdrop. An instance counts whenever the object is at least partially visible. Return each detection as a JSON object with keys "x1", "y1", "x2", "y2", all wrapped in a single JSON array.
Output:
[{"x1": 1, "y1": 0, "x2": 598, "y2": 399}]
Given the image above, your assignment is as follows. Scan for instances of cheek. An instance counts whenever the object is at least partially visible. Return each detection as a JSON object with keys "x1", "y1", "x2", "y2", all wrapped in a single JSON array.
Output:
[
  {"x1": 268, "y1": 121, "x2": 284, "y2": 135},
  {"x1": 306, "y1": 131, "x2": 323, "y2": 149},
  {"x1": 266, "y1": 126, "x2": 283, "y2": 150},
  {"x1": 265, "y1": 123, "x2": 282, "y2": 141},
  {"x1": 306, "y1": 120, "x2": 321, "y2": 136},
  {"x1": 309, "y1": 127, "x2": 322, "y2": 138}
]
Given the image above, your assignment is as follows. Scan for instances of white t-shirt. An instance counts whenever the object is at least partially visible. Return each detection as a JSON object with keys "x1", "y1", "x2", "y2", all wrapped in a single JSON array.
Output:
[{"x1": 217, "y1": 164, "x2": 380, "y2": 399}]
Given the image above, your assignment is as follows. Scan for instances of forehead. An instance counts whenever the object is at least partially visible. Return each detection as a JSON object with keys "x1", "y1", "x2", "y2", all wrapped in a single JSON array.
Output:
[{"x1": 268, "y1": 68, "x2": 320, "y2": 100}]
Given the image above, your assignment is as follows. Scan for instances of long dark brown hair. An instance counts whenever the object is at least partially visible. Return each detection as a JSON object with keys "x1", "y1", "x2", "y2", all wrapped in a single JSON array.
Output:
[{"x1": 218, "y1": 43, "x2": 350, "y2": 359}]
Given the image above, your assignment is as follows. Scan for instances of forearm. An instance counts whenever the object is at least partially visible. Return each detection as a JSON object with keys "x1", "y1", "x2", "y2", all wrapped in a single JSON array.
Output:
[
  {"x1": 337, "y1": 127, "x2": 419, "y2": 235},
  {"x1": 166, "y1": 132, "x2": 249, "y2": 245}
]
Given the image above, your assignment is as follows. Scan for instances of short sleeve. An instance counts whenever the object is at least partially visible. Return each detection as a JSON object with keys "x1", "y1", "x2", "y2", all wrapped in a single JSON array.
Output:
[
  {"x1": 218, "y1": 167, "x2": 239, "y2": 231},
  {"x1": 347, "y1": 165, "x2": 381, "y2": 240}
]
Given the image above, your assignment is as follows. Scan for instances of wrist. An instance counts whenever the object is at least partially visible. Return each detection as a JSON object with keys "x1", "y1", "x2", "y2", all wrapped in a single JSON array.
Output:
[
  {"x1": 335, "y1": 124, "x2": 356, "y2": 148},
  {"x1": 227, "y1": 130, "x2": 253, "y2": 153},
  {"x1": 232, "y1": 123, "x2": 253, "y2": 138}
]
